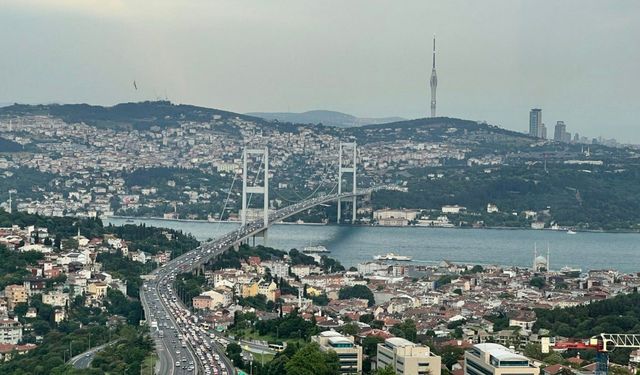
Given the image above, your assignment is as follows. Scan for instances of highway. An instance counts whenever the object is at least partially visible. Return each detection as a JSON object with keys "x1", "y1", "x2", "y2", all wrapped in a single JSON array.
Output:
[
  {"x1": 140, "y1": 186, "x2": 386, "y2": 374},
  {"x1": 68, "y1": 342, "x2": 113, "y2": 369}
]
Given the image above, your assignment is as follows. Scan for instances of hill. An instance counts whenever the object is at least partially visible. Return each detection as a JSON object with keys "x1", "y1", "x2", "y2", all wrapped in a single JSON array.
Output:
[
  {"x1": 247, "y1": 109, "x2": 404, "y2": 128},
  {"x1": 0, "y1": 101, "x2": 264, "y2": 130}
]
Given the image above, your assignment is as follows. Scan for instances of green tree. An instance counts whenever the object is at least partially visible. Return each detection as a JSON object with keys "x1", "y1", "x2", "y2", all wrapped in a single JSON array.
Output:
[
  {"x1": 338, "y1": 285, "x2": 375, "y2": 307},
  {"x1": 341, "y1": 323, "x2": 359, "y2": 336},
  {"x1": 285, "y1": 342, "x2": 340, "y2": 375},
  {"x1": 374, "y1": 366, "x2": 397, "y2": 375},
  {"x1": 530, "y1": 277, "x2": 546, "y2": 289}
]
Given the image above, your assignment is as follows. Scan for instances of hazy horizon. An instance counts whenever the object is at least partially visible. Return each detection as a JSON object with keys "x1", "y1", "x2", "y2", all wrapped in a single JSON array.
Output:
[{"x1": 1, "y1": 1, "x2": 639, "y2": 142}]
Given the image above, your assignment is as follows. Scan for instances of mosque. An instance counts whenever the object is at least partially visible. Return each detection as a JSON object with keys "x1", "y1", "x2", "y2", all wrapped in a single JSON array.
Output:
[{"x1": 533, "y1": 244, "x2": 550, "y2": 272}]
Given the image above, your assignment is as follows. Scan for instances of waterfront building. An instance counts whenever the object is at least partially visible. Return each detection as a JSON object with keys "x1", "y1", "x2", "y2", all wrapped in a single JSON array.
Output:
[
  {"x1": 377, "y1": 337, "x2": 442, "y2": 375},
  {"x1": 311, "y1": 330, "x2": 363, "y2": 374},
  {"x1": 464, "y1": 343, "x2": 539, "y2": 375}
]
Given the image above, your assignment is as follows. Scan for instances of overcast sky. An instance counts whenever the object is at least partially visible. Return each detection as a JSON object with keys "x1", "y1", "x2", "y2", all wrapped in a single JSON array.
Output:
[{"x1": 1, "y1": 1, "x2": 639, "y2": 142}]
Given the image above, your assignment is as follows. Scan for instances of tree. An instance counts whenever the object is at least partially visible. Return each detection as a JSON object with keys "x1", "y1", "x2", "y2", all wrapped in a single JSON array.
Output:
[
  {"x1": 543, "y1": 352, "x2": 566, "y2": 365},
  {"x1": 362, "y1": 336, "x2": 384, "y2": 357},
  {"x1": 530, "y1": 277, "x2": 546, "y2": 289},
  {"x1": 523, "y1": 344, "x2": 544, "y2": 360},
  {"x1": 341, "y1": 323, "x2": 359, "y2": 336},
  {"x1": 374, "y1": 366, "x2": 397, "y2": 375},
  {"x1": 338, "y1": 285, "x2": 375, "y2": 307},
  {"x1": 390, "y1": 320, "x2": 417, "y2": 342},
  {"x1": 285, "y1": 342, "x2": 340, "y2": 375}
]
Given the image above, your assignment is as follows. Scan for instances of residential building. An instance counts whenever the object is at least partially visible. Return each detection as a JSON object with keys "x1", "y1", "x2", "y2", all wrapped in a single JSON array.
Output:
[
  {"x1": 4, "y1": 285, "x2": 28, "y2": 311},
  {"x1": 464, "y1": 343, "x2": 539, "y2": 375},
  {"x1": 0, "y1": 319, "x2": 22, "y2": 344},
  {"x1": 311, "y1": 330, "x2": 362, "y2": 374},
  {"x1": 377, "y1": 337, "x2": 442, "y2": 375}
]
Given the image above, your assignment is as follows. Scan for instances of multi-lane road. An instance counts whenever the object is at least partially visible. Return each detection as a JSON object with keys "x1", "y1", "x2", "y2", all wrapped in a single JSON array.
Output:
[{"x1": 140, "y1": 187, "x2": 385, "y2": 374}]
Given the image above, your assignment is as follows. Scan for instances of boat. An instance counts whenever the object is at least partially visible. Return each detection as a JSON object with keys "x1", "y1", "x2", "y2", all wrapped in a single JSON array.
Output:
[
  {"x1": 373, "y1": 252, "x2": 412, "y2": 261},
  {"x1": 567, "y1": 230, "x2": 577, "y2": 235},
  {"x1": 125, "y1": 219, "x2": 135, "y2": 223},
  {"x1": 303, "y1": 245, "x2": 330, "y2": 253},
  {"x1": 560, "y1": 266, "x2": 582, "y2": 274}
]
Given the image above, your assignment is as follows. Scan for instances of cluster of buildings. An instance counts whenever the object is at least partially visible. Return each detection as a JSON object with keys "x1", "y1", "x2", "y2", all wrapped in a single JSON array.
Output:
[
  {"x1": 0, "y1": 223, "x2": 169, "y2": 360},
  {"x1": 0, "y1": 113, "x2": 478, "y2": 220},
  {"x1": 187, "y1": 244, "x2": 640, "y2": 374},
  {"x1": 528, "y1": 108, "x2": 619, "y2": 147}
]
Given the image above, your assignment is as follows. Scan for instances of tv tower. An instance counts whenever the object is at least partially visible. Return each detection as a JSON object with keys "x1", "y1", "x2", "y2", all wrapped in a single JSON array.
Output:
[{"x1": 430, "y1": 34, "x2": 438, "y2": 117}]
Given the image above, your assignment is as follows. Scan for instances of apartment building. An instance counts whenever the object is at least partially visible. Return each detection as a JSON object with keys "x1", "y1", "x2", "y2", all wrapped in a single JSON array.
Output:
[
  {"x1": 465, "y1": 343, "x2": 539, "y2": 375},
  {"x1": 377, "y1": 337, "x2": 442, "y2": 375},
  {"x1": 311, "y1": 330, "x2": 363, "y2": 374}
]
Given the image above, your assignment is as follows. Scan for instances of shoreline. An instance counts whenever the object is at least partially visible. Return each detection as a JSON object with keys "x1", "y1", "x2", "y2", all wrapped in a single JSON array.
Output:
[{"x1": 105, "y1": 215, "x2": 639, "y2": 234}]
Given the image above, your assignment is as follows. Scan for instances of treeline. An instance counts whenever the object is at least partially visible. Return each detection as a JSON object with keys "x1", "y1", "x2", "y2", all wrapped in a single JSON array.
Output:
[
  {"x1": 533, "y1": 292, "x2": 640, "y2": 338},
  {"x1": 227, "y1": 341, "x2": 340, "y2": 375},
  {"x1": 372, "y1": 164, "x2": 640, "y2": 230},
  {"x1": 105, "y1": 223, "x2": 199, "y2": 257},
  {"x1": 90, "y1": 326, "x2": 153, "y2": 374}
]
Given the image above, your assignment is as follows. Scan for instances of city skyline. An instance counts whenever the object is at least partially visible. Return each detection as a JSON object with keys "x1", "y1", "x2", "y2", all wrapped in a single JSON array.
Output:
[{"x1": 1, "y1": 1, "x2": 639, "y2": 143}]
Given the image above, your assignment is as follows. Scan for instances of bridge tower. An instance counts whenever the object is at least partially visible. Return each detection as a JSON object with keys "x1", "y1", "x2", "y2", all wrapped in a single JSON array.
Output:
[
  {"x1": 241, "y1": 147, "x2": 269, "y2": 242},
  {"x1": 337, "y1": 142, "x2": 357, "y2": 224}
]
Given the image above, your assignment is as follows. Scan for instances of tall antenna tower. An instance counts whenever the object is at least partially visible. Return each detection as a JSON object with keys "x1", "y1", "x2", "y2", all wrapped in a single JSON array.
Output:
[{"x1": 430, "y1": 34, "x2": 438, "y2": 117}]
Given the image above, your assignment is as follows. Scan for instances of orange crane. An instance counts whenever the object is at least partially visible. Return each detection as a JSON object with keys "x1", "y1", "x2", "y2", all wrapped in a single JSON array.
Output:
[{"x1": 542, "y1": 334, "x2": 640, "y2": 375}]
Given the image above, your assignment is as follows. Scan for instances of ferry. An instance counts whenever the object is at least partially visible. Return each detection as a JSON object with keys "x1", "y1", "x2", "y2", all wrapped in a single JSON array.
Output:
[
  {"x1": 373, "y1": 252, "x2": 412, "y2": 261},
  {"x1": 303, "y1": 245, "x2": 330, "y2": 254}
]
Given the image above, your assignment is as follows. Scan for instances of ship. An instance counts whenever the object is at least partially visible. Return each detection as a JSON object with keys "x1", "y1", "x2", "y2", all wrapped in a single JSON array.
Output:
[
  {"x1": 302, "y1": 245, "x2": 330, "y2": 254},
  {"x1": 373, "y1": 252, "x2": 412, "y2": 261}
]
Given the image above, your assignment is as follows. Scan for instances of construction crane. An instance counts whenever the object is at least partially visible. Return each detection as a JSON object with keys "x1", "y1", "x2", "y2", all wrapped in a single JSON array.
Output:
[{"x1": 542, "y1": 334, "x2": 640, "y2": 375}]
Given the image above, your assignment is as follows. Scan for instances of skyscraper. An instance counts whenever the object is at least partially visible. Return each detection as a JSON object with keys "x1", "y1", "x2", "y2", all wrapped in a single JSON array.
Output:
[
  {"x1": 430, "y1": 34, "x2": 438, "y2": 118},
  {"x1": 554, "y1": 121, "x2": 566, "y2": 141},
  {"x1": 529, "y1": 108, "x2": 542, "y2": 137}
]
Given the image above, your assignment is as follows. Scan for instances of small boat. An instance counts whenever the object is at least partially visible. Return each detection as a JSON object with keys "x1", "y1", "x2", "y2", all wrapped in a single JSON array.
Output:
[
  {"x1": 303, "y1": 245, "x2": 330, "y2": 253},
  {"x1": 125, "y1": 219, "x2": 135, "y2": 223},
  {"x1": 567, "y1": 230, "x2": 577, "y2": 235},
  {"x1": 373, "y1": 252, "x2": 412, "y2": 261}
]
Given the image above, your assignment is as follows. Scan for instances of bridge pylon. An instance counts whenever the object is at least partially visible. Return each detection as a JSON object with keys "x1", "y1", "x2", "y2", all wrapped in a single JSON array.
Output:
[
  {"x1": 241, "y1": 147, "x2": 269, "y2": 244},
  {"x1": 337, "y1": 142, "x2": 357, "y2": 224}
]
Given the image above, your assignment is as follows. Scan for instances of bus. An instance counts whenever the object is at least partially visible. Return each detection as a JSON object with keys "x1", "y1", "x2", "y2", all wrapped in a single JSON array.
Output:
[{"x1": 268, "y1": 343, "x2": 285, "y2": 352}]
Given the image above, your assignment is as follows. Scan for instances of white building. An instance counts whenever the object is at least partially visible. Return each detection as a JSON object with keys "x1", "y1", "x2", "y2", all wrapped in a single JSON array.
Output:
[
  {"x1": 262, "y1": 260, "x2": 290, "y2": 278},
  {"x1": 464, "y1": 343, "x2": 539, "y2": 375},
  {"x1": 377, "y1": 337, "x2": 442, "y2": 375},
  {"x1": 0, "y1": 319, "x2": 23, "y2": 344},
  {"x1": 311, "y1": 331, "x2": 362, "y2": 374},
  {"x1": 442, "y1": 205, "x2": 466, "y2": 214}
]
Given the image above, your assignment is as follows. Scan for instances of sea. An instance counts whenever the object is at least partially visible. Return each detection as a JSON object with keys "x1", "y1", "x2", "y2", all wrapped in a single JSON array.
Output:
[{"x1": 105, "y1": 218, "x2": 640, "y2": 274}]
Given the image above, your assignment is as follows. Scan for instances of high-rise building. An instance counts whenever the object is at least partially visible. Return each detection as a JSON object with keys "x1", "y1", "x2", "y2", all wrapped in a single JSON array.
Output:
[
  {"x1": 465, "y1": 343, "x2": 539, "y2": 375},
  {"x1": 554, "y1": 121, "x2": 566, "y2": 141},
  {"x1": 311, "y1": 331, "x2": 363, "y2": 374},
  {"x1": 529, "y1": 109, "x2": 542, "y2": 137},
  {"x1": 377, "y1": 337, "x2": 442, "y2": 375},
  {"x1": 539, "y1": 123, "x2": 547, "y2": 139},
  {"x1": 430, "y1": 34, "x2": 438, "y2": 118}
]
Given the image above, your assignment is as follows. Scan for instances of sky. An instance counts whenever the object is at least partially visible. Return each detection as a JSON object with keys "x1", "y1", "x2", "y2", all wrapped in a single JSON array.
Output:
[{"x1": 1, "y1": 0, "x2": 639, "y2": 142}]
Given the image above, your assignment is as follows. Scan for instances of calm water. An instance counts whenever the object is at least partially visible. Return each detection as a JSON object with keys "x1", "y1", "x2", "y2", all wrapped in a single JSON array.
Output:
[{"x1": 106, "y1": 218, "x2": 640, "y2": 273}]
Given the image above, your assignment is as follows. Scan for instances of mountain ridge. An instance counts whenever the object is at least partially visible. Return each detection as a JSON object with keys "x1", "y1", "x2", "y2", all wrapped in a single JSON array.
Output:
[{"x1": 247, "y1": 109, "x2": 405, "y2": 128}]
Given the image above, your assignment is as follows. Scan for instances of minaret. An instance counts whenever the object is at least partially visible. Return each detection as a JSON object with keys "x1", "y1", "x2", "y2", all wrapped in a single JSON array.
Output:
[
  {"x1": 430, "y1": 34, "x2": 438, "y2": 117},
  {"x1": 546, "y1": 244, "x2": 550, "y2": 271}
]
